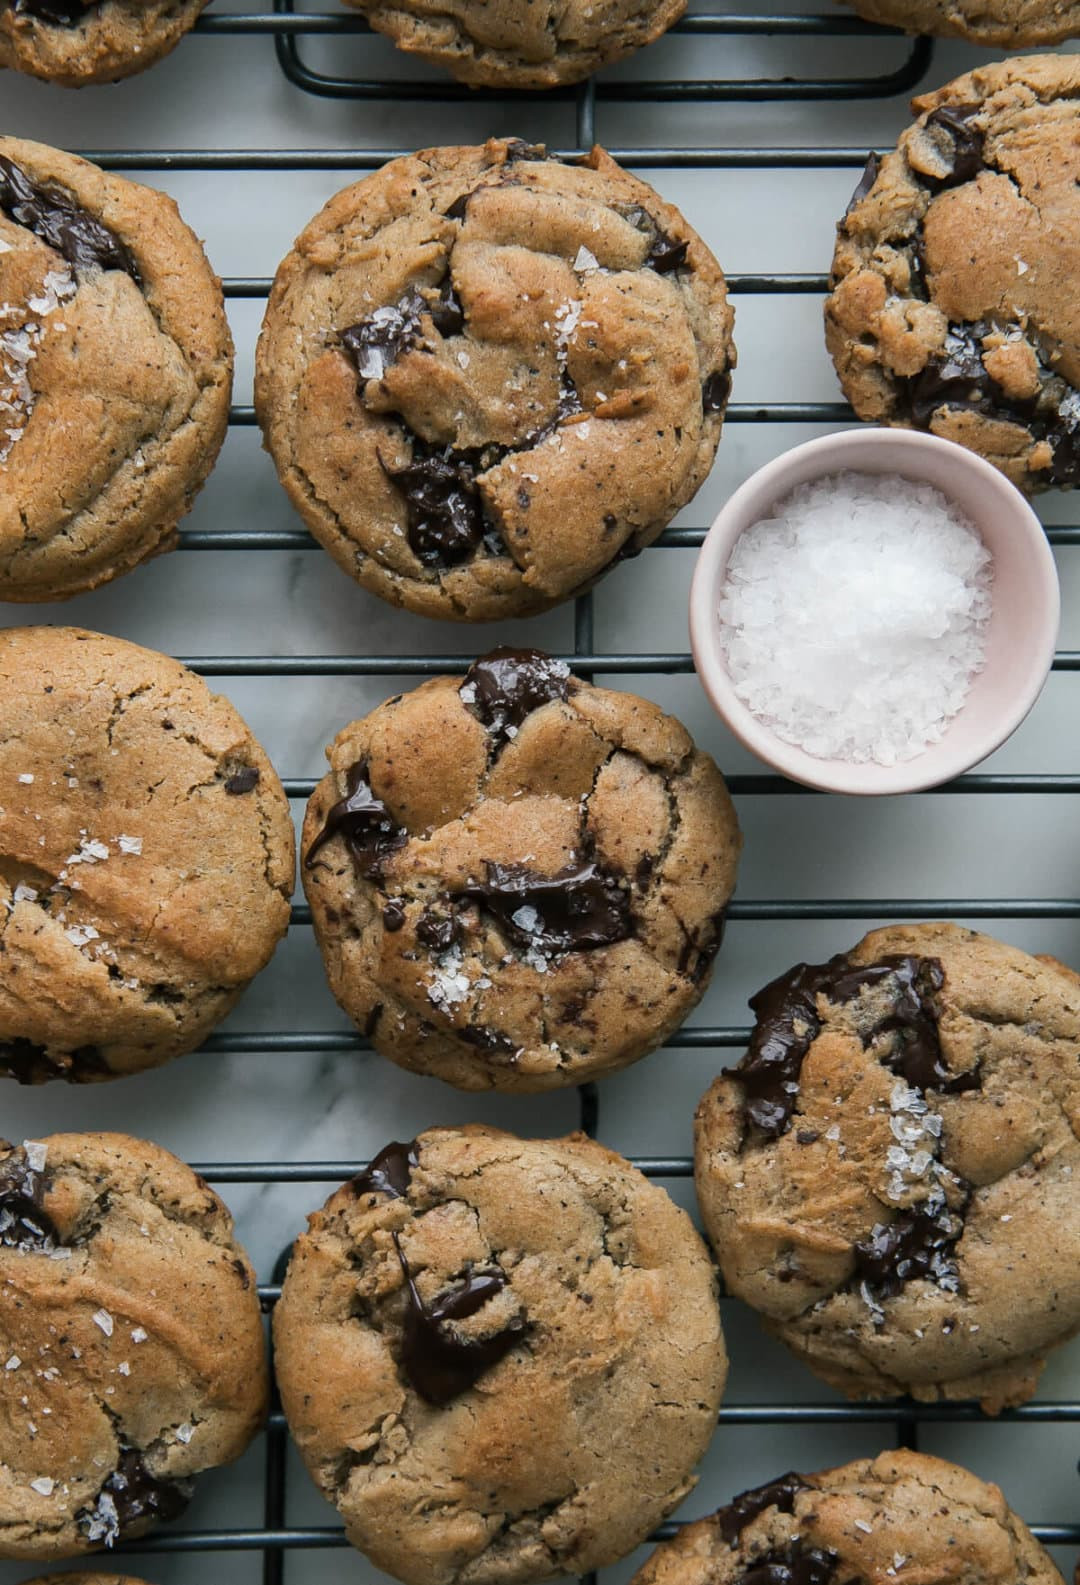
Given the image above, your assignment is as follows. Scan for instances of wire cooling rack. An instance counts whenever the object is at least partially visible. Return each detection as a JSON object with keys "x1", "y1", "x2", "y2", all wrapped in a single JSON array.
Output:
[{"x1": 19, "y1": 7, "x2": 1077, "y2": 1581}]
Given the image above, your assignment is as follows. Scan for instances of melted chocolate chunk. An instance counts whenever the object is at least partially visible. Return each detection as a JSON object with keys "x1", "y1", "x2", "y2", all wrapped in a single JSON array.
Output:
[
  {"x1": 845, "y1": 150, "x2": 880, "y2": 214},
  {"x1": 78, "y1": 1446, "x2": 192, "y2": 1544},
  {"x1": 717, "y1": 1473, "x2": 808, "y2": 1547},
  {"x1": 0, "y1": 1038, "x2": 107, "y2": 1084},
  {"x1": 341, "y1": 280, "x2": 464, "y2": 384},
  {"x1": 853, "y1": 1191, "x2": 967, "y2": 1302},
  {"x1": 381, "y1": 438, "x2": 491, "y2": 568},
  {"x1": 503, "y1": 140, "x2": 548, "y2": 164},
  {"x1": 646, "y1": 233, "x2": 690, "y2": 274},
  {"x1": 461, "y1": 1023, "x2": 522, "y2": 1059},
  {"x1": 305, "y1": 760, "x2": 407, "y2": 881},
  {"x1": 457, "y1": 858, "x2": 632, "y2": 956},
  {"x1": 703, "y1": 370, "x2": 732, "y2": 414},
  {"x1": 224, "y1": 767, "x2": 259, "y2": 795},
  {"x1": 921, "y1": 105, "x2": 985, "y2": 192},
  {"x1": 10, "y1": 0, "x2": 95, "y2": 24},
  {"x1": 417, "y1": 907, "x2": 460, "y2": 952},
  {"x1": 0, "y1": 1147, "x2": 56, "y2": 1250},
  {"x1": 392, "y1": 1233, "x2": 527, "y2": 1404},
  {"x1": 461, "y1": 647, "x2": 571, "y2": 747},
  {"x1": 444, "y1": 192, "x2": 471, "y2": 221},
  {"x1": 730, "y1": 954, "x2": 960, "y2": 1137},
  {"x1": 0, "y1": 154, "x2": 140, "y2": 282},
  {"x1": 739, "y1": 1541, "x2": 838, "y2": 1585},
  {"x1": 382, "y1": 899, "x2": 406, "y2": 932},
  {"x1": 352, "y1": 1139, "x2": 419, "y2": 1200}
]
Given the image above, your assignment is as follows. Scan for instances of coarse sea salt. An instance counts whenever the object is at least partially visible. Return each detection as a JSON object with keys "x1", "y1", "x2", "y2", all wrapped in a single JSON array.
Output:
[{"x1": 717, "y1": 472, "x2": 993, "y2": 766}]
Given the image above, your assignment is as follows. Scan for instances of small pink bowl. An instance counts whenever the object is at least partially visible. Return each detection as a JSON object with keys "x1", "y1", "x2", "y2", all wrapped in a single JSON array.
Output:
[{"x1": 689, "y1": 428, "x2": 1060, "y2": 795}]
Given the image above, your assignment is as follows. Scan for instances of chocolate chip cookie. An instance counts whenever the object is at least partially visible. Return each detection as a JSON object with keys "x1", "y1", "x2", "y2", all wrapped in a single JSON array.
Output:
[
  {"x1": 848, "y1": 0, "x2": 1080, "y2": 48},
  {"x1": 827, "y1": 56, "x2": 1080, "y2": 492},
  {"x1": 694, "y1": 922, "x2": 1080, "y2": 1412},
  {"x1": 0, "y1": 1132, "x2": 267, "y2": 1562},
  {"x1": 0, "y1": 0, "x2": 206, "y2": 84},
  {"x1": 256, "y1": 138, "x2": 734, "y2": 622},
  {"x1": 301, "y1": 649, "x2": 741, "y2": 1092},
  {"x1": 275, "y1": 1125, "x2": 727, "y2": 1585},
  {"x1": 0, "y1": 137, "x2": 232, "y2": 600},
  {"x1": 631, "y1": 1451, "x2": 1064, "y2": 1585},
  {"x1": 339, "y1": 0, "x2": 684, "y2": 89},
  {"x1": 0, "y1": 626, "x2": 295, "y2": 1082}
]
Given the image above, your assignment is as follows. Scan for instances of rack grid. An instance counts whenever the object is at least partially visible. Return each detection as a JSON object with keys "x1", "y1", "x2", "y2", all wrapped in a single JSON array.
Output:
[{"x1": 50, "y1": 9, "x2": 1080, "y2": 1582}]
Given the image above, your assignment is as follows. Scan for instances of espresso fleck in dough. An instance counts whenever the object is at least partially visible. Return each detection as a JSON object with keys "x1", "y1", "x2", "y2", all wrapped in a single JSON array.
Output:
[
  {"x1": 0, "y1": 137, "x2": 233, "y2": 600},
  {"x1": 301, "y1": 651, "x2": 741, "y2": 1091},
  {"x1": 631, "y1": 1452, "x2": 1063, "y2": 1585},
  {"x1": 0, "y1": 0, "x2": 208, "y2": 85},
  {"x1": 0, "y1": 1133, "x2": 267, "y2": 1562},
  {"x1": 256, "y1": 138, "x2": 734, "y2": 622},
  {"x1": 274, "y1": 1125, "x2": 727, "y2": 1585},
  {"x1": 827, "y1": 57, "x2": 1080, "y2": 492},
  {"x1": 695, "y1": 922, "x2": 1080, "y2": 1412}
]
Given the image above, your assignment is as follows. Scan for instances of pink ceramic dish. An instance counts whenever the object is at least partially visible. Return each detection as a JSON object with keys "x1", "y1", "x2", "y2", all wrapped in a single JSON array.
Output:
[{"x1": 689, "y1": 428, "x2": 1060, "y2": 796}]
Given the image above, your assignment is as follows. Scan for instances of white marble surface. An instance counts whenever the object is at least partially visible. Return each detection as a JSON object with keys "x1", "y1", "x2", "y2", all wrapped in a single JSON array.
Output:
[{"x1": 1, "y1": 10, "x2": 1079, "y2": 1581}]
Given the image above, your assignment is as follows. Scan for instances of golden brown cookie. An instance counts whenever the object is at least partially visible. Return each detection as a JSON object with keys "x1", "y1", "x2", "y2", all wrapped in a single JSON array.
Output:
[
  {"x1": 695, "y1": 922, "x2": 1080, "y2": 1412},
  {"x1": 827, "y1": 56, "x2": 1080, "y2": 492},
  {"x1": 340, "y1": 0, "x2": 685, "y2": 89},
  {"x1": 0, "y1": 1132, "x2": 267, "y2": 1562},
  {"x1": 275, "y1": 1125, "x2": 727, "y2": 1585},
  {"x1": 0, "y1": 626, "x2": 295, "y2": 1082},
  {"x1": 0, "y1": 0, "x2": 206, "y2": 85},
  {"x1": 256, "y1": 138, "x2": 733, "y2": 621},
  {"x1": 0, "y1": 137, "x2": 232, "y2": 600},
  {"x1": 631, "y1": 1451, "x2": 1063, "y2": 1585},
  {"x1": 847, "y1": 0, "x2": 1080, "y2": 48},
  {"x1": 301, "y1": 649, "x2": 741, "y2": 1092}
]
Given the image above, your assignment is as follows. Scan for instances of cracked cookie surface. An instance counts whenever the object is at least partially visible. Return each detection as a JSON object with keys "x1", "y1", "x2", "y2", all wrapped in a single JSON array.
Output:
[
  {"x1": 631, "y1": 1450, "x2": 1063, "y2": 1585},
  {"x1": 826, "y1": 56, "x2": 1080, "y2": 492},
  {"x1": 301, "y1": 649, "x2": 741, "y2": 1092},
  {"x1": 0, "y1": 626, "x2": 295, "y2": 1082},
  {"x1": 694, "y1": 922, "x2": 1080, "y2": 1412},
  {"x1": 847, "y1": 0, "x2": 1080, "y2": 47},
  {"x1": 338, "y1": 0, "x2": 684, "y2": 89},
  {"x1": 0, "y1": 137, "x2": 232, "y2": 600},
  {"x1": 255, "y1": 138, "x2": 733, "y2": 621},
  {"x1": 274, "y1": 1125, "x2": 727, "y2": 1585},
  {"x1": 0, "y1": 1132, "x2": 267, "y2": 1561},
  {"x1": 0, "y1": 0, "x2": 206, "y2": 85}
]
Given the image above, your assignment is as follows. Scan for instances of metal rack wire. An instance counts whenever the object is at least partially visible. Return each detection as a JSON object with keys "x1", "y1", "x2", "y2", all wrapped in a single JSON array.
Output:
[{"x1": 62, "y1": 10, "x2": 1080, "y2": 1581}]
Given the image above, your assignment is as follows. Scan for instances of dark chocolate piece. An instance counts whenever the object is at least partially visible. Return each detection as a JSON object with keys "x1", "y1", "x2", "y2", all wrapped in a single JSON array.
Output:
[
  {"x1": 340, "y1": 279, "x2": 464, "y2": 384},
  {"x1": 11, "y1": 0, "x2": 96, "y2": 25},
  {"x1": 502, "y1": 140, "x2": 548, "y2": 163},
  {"x1": 646, "y1": 233, "x2": 690, "y2": 274},
  {"x1": 460, "y1": 1023, "x2": 522, "y2": 1059},
  {"x1": 224, "y1": 767, "x2": 260, "y2": 795},
  {"x1": 717, "y1": 1473, "x2": 808, "y2": 1547},
  {"x1": 381, "y1": 438, "x2": 490, "y2": 569},
  {"x1": 457, "y1": 857, "x2": 632, "y2": 956},
  {"x1": 853, "y1": 1190, "x2": 967, "y2": 1302},
  {"x1": 0, "y1": 154, "x2": 140, "y2": 282},
  {"x1": 382, "y1": 899, "x2": 406, "y2": 932},
  {"x1": 703, "y1": 370, "x2": 732, "y2": 413},
  {"x1": 739, "y1": 1541, "x2": 838, "y2": 1585},
  {"x1": 352, "y1": 1139, "x2": 419, "y2": 1200},
  {"x1": 77, "y1": 1446, "x2": 192, "y2": 1544},
  {"x1": 444, "y1": 192, "x2": 471, "y2": 221},
  {"x1": 417, "y1": 908, "x2": 460, "y2": 952},
  {"x1": 461, "y1": 647, "x2": 571, "y2": 747},
  {"x1": 0, "y1": 1038, "x2": 107, "y2": 1085},
  {"x1": 392, "y1": 1232, "x2": 527, "y2": 1404},
  {"x1": 305, "y1": 760, "x2": 407, "y2": 881},
  {"x1": 921, "y1": 105, "x2": 985, "y2": 192},
  {"x1": 845, "y1": 151, "x2": 880, "y2": 214},
  {"x1": 0, "y1": 1147, "x2": 56, "y2": 1250}
]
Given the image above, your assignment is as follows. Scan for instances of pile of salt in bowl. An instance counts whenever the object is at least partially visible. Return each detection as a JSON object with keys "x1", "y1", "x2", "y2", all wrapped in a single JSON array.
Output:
[{"x1": 716, "y1": 470, "x2": 993, "y2": 767}]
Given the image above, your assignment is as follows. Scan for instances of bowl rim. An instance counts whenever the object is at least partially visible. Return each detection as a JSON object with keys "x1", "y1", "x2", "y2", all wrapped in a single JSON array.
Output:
[{"x1": 688, "y1": 428, "x2": 1062, "y2": 796}]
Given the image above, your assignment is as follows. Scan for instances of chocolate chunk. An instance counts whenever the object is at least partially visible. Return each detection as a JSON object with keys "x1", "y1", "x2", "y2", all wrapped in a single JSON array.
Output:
[
  {"x1": 853, "y1": 1191, "x2": 967, "y2": 1302},
  {"x1": 502, "y1": 140, "x2": 548, "y2": 163},
  {"x1": 0, "y1": 154, "x2": 140, "y2": 282},
  {"x1": 11, "y1": 0, "x2": 94, "y2": 23},
  {"x1": 341, "y1": 279, "x2": 464, "y2": 384},
  {"x1": 845, "y1": 150, "x2": 880, "y2": 214},
  {"x1": 730, "y1": 954, "x2": 962, "y2": 1137},
  {"x1": 739, "y1": 1541, "x2": 838, "y2": 1585},
  {"x1": 382, "y1": 438, "x2": 490, "y2": 568},
  {"x1": 305, "y1": 760, "x2": 407, "y2": 881},
  {"x1": 392, "y1": 1232, "x2": 528, "y2": 1404},
  {"x1": 352, "y1": 1139, "x2": 419, "y2": 1200},
  {"x1": 0, "y1": 1147, "x2": 56, "y2": 1250},
  {"x1": 382, "y1": 899, "x2": 406, "y2": 932},
  {"x1": 224, "y1": 767, "x2": 259, "y2": 795},
  {"x1": 703, "y1": 371, "x2": 731, "y2": 413},
  {"x1": 444, "y1": 192, "x2": 471, "y2": 220},
  {"x1": 717, "y1": 1473, "x2": 808, "y2": 1547},
  {"x1": 460, "y1": 1023, "x2": 522, "y2": 1059},
  {"x1": 417, "y1": 907, "x2": 460, "y2": 952},
  {"x1": 456, "y1": 857, "x2": 632, "y2": 957},
  {"x1": 646, "y1": 233, "x2": 690, "y2": 274},
  {"x1": 460, "y1": 647, "x2": 571, "y2": 748},
  {"x1": 77, "y1": 1446, "x2": 192, "y2": 1544},
  {"x1": 921, "y1": 105, "x2": 984, "y2": 192},
  {"x1": 0, "y1": 1038, "x2": 107, "y2": 1084}
]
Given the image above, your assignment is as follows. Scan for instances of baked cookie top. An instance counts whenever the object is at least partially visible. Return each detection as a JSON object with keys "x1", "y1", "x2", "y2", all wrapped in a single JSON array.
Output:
[
  {"x1": 695, "y1": 922, "x2": 1080, "y2": 1412},
  {"x1": 0, "y1": 1132, "x2": 267, "y2": 1562},
  {"x1": 0, "y1": 626, "x2": 295, "y2": 1082},
  {"x1": 0, "y1": 0, "x2": 207, "y2": 84},
  {"x1": 847, "y1": 0, "x2": 1080, "y2": 49},
  {"x1": 301, "y1": 649, "x2": 741, "y2": 1091},
  {"x1": 0, "y1": 137, "x2": 232, "y2": 600},
  {"x1": 256, "y1": 138, "x2": 733, "y2": 621},
  {"x1": 827, "y1": 56, "x2": 1080, "y2": 492},
  {"x1": 274, "y1": 1125, "x2": 727, "y2": 1585},
  {"x1": 631, "y1": 1451, "x2": 1063, "y2": 1585},
  {"x1": 340, "y1": 0, "x2": 685, "y2": 89}
]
